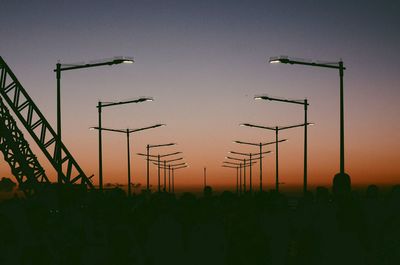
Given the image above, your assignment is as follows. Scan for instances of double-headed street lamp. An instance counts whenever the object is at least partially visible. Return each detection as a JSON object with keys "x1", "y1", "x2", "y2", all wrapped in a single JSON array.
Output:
[
  {"x1": 90, "y1": 124, "x2": 164, "y2": 196},
  {"x1": 225, "y1": 156, "x2": 257, "y2": 193},
  {"x1": 234, "y1": 140, "x2": 286, "y2": 192},
  {"x1": 229, "y1": 150, "x2": 269, "y2": 193},
  {"x1": 255, "y1": 95, "x2": 310, "y2": 193},
  {"x1": 157, "y1": 162, "x2": 187, "y2": 192},
  {"x1": 150, "y1": 158, "x2": 184, "y2": 192},
  {"x1": 269, "y1": 56, "x2": 346, "y2": 176},
  {"x1": 223, "y1": 160, "x2": 256, "y2": 194},
  {"x1": 137, "y1": 151, "x2": 181, "y2": 192},
  {"x1": 96, "y1": 97, "x2": 154, "y2": 190},
  {"x1": 241, "y1": 123, "x2": 312, "y2": 192},
  {"x1": 54, "y1": 57, "x2": 134, "y2": 184},
  {"x1": 145, "y1": 143, "x2": 176, "y2": 191}
]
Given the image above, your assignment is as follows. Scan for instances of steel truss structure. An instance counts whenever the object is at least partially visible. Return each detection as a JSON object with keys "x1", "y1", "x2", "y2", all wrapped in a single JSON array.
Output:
[{"x1": 0, "y1": 57, "x2": 93, "y2": 191}]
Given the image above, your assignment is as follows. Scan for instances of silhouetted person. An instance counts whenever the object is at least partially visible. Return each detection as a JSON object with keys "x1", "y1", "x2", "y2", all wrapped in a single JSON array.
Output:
[
  {"x1": 332, "y1": 172, "x2": 351, "y2": 203},
  {"x1": 330, "y1": 173, "x2": 367, "y2": 265},
  {"x1": 203, "y1": 185, "x2": 213, "y2": 198}
]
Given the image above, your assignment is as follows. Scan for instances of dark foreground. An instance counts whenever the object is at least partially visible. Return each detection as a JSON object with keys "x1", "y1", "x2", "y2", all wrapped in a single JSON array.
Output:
[{"x1": 0, "y1": 183, "x2": 399, "y2": 265}]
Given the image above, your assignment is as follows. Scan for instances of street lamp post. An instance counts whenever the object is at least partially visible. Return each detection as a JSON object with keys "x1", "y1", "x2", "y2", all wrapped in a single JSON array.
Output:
[
  {"x1": 239, "y1": 163, "x2": 242, "y2": 194},
  {"x1": 168, "y1": 164, "x2": 171, "y2": 192},
  {"x1": 255, "y1": 95, "x2": 310, "y2": 193},
  {"x1": 137, "y1": 150, "x2": 181, "y2": 192},
  {"x1": 144, "y1": 143, "x2": 176, "y2": 191},
  {"x1": 223, "y1": 160, "x2": 255, "y2": 195},
  {"x1": 269, "y1": 56, "x2": 346, "y2": 175},
  {"x1": 138, "y1": 152, "x2": 181, "y2": 192},
  {"x1": 241, "y1": 123, "x2": 311, "y2": 191},
  {"x1": 234, "y1": 140, "x2": 285, "y2": 192},
  {"x1": 244, "y1": 158, "x2": 246, "y2": 192},
  {"x1": 97, "y1": 97, "x2": 153, "y2": 191},
  {"x1": 158, "y1": 164, "x2": 188, "y2": 193},
  {"x1": 158, "y1": 154, "x2": 161, "y2": 192},
  {"x1": 229, "y1": 150, "x2": 270, "y2": 193},
  {"x1": 204, "y1": 167, "x2": 207, "y2": 188},
  {"x1": 90, "y1": 124, "x2": 164, "y2": 196},
  {"x1": 54, "y1": 57, "x2": 134, "y2": 185},
  {"x1": 156, "y1": 162, "x2": 188, "y2": 192},
  {"x1": 225, "y1": 156, "x2": 257, "y2": 193},
  {"x1": 164, "y1": 160, "x2": 167, "y2": 191}
]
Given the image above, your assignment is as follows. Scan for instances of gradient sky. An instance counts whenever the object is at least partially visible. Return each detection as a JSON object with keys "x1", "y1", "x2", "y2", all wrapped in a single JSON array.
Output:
[{"x1": 1, "y1": 0, "x2": 399, "y2": 192}]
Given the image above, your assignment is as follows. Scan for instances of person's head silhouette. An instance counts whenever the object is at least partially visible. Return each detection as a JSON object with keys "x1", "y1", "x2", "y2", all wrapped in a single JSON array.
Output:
[
  {"x1": 332, "y1": 172, "x2": 351, "y2": 200},
  {"x1": 203, "y1": 185, "x2": 213, "y2": 197}
]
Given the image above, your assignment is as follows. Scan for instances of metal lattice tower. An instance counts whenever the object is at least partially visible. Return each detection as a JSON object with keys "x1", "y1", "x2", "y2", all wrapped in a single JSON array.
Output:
[
  {"x1": 0, "y1": 57, "x2": 93, "y2": 189},
  {"x1": 0, "y1": 97, "x2": 49, "y2": 195}
]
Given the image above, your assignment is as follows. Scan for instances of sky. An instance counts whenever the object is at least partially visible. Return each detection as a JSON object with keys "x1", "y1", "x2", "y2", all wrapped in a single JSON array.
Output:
[{"x1": 1, "y1": 0, "x2": 399, "y2": 193}]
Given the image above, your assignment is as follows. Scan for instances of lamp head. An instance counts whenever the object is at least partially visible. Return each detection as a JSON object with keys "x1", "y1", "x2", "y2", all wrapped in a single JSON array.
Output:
[
  {"x1": 254, "y1": 95, "x2": 271, "y2": 101},
  {"x1": 269, "y1": 56, "x2": 290, "y2": 64},
  {"x1": 112, "y1": 57, "x2": 134, "y2": 64},
  {"x1": 137, "y1": 97, "x2": 153, "y2": 102}
]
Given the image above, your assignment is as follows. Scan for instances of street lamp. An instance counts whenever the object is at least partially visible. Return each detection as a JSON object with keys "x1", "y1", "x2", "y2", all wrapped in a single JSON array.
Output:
[
  {"x1": 241, "y1": 123, "x2": 312, "y2": 191},
  {"x1": 234, "y1": 139, "x2": 285, "y2": 192},
  {"x1": 137, "y1": 151, "x2": 181, "y2": 192},
  {"x1": 225, "y1": 156, "x2": 257, "y2": 193},
  {"x1": 223, "y1": 160, "x2": 255, "y2": 195},
  {"x1": 204, "y1": 167, "x2": 207, "y2": 189},
  {"x1": 229, "y1": 150, "x2": 269, "y2": 193},
  {"x1": 54, "y1": 56, "x2": 134, "y2": 184},
  {"x1": 96, "y1": 97, "x2": 153, "y2": 191},
  {"x1": 157, "y1": 162, "x2": 187, "y2": 193},
  {"x1": 90, "y1": 124, "x2": 164, "y2": 196},
  {"x1": 269, "y1": 56, "x2": 346, "y2": 176},
  {"x1": 150, "y1": 157, "x2": 183, "y2": 192},
  {"x1": 145, "y1": 143, "x2": 176, "y2": 191},
  {"x1": 255, "y1": 95, "x2": 310, "y2": 193}
]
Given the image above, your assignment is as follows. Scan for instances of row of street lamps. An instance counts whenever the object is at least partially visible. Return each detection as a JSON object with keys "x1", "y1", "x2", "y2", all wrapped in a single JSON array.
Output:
[
  {"x1": 53, "y1": 56, "x2": 188, "y2": 194},
  {"x1": 54, "y1": 55, "x2": 346, "y2": 194},
  {"x1": 139, "y1": 148, "x2": 188, "y2": 193},
  {"x1": 223, "y1": 55, "x2": 346, "y2": 195}
]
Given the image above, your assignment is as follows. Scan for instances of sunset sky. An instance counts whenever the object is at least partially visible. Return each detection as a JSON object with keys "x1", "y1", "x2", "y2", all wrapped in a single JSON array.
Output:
[{"x1": 1, "y1": 0, "x2": 399, "y2": 192}]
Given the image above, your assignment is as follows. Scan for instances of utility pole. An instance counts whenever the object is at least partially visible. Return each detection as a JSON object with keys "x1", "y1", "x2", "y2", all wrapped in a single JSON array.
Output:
[{"x1": 204, "y1": 167, "x2": 207, "y2": 188}]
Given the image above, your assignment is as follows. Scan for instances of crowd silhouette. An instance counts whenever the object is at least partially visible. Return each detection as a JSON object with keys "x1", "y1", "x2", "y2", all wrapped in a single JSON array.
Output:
[{"x1": 0, "y1": 174, "x2": 399, "y2": 265}]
